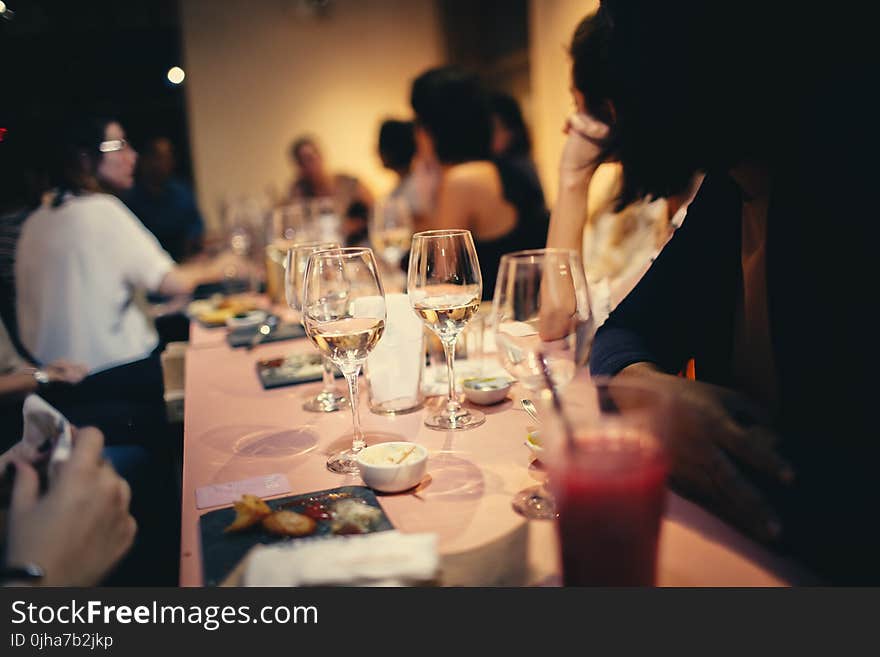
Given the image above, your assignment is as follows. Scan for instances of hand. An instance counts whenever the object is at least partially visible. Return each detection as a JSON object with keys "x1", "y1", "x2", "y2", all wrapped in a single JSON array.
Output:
[
  {"x1": 4, "y1": 428, "x2": 136, "y2": 586},
  {"x1": 45, "y1": 360, "x2": 89, "y2": 385},
  {"x1": 559, "y1": 112, "x2": 610, "y2": 180},
  {"x1": 614, "y1": 366, "x2": 794, "y2": 543}
]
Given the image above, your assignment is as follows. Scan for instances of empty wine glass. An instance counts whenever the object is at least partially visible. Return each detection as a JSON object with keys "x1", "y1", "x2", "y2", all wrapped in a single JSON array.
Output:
[
  {"x1": 284, "y1": 241, "x2": 348, "y2": 413},
  {"x1": 408, "y1": 229, "x2": 485, "y2": 431},
  {"x1": 491, "y1": 248, "x2": 593, "y2": 519},
  {"x1": 302, "y1": 247, "x2": 386, "y2": 473},
  {"x1": 269, "y1": 202, "x2": 310, "y2": 242}
]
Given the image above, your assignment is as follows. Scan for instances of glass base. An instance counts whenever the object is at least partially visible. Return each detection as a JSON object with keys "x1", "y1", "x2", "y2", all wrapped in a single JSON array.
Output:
[
  {"x1": 370, "y1": 397, "x2": 425, "y2": 416},
  {"x1": 511, "y1": 486, "x2": 557, "y2": 520},
  {"x1": 326, "y1": 448, "x2": 362, "y2": 474},
  {"x1": 303, "y1": 390, "x2": 349, "y2": 413},
  {"x1": 424, "y1": 406, "x2": 485, "y2": 431}
]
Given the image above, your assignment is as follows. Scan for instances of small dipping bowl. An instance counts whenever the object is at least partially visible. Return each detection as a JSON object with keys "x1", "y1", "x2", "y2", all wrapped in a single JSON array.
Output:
[
  {"x1": 525, "y1": 429, "x2": 544, "y2": 458},
  {"x1": 356, "y1": 442, "x2": 428, "y2": 493},
  {"x1": 225, "y1": 309, "x2": 267, "y2": 329},
  {"x1": 462, "y1": 376, "x2": 512, "y2": 405}
]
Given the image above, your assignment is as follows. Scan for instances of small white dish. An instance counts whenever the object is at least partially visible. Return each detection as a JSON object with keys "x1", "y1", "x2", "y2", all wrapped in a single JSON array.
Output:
[
  {"x1": 225, "y1": 309, "x2": 267, "y2": 330},
  {"x1": 525, "y1": 429, "x2": 544, "y2": 457},
  {"x1": 356, "y1": 442, "x2": 428, "y2": 493},
  {"x1": 462, "y1": 376, "x2": 512, "y2": 405}
]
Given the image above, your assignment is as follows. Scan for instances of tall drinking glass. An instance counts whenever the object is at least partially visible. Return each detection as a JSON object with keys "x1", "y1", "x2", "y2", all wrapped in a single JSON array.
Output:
[
  {"x1": 370, "y1": 195, "x2": 413, "y2": 274},
  {"x1": 408, "y1": 229, "x2": 485, "y2": 431},
  {"x1": 284, "y1": 241, "x2": 348, "y2": 413},
  {"x1": 543, "y1": 377, "x2": 670, "y2": 586},
  {"x1": 302, "y1": 247, "x2": 386, "y2": 473},
  {"x1": 491, "y1": 248, "x2": 593, "y2": 518}
]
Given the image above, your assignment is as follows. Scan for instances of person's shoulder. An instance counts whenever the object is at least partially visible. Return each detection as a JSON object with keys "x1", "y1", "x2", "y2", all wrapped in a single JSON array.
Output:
[
  {"x1": 444, "y1": 161, "x2": 496, "y2": 190},
  {"x1": 66, "y1": 192, "x2": 130, "y2": 216}
]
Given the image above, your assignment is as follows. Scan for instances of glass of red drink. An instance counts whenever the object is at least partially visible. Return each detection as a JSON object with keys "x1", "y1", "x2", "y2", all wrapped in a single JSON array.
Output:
[{"x1": 545, "y1": 377, "x2": 672, "y2": 586}]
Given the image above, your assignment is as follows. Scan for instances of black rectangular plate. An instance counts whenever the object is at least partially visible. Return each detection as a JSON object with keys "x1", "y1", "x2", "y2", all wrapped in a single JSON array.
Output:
[{"x1": 198, "y1": 486, "x2": 394, "y2": 586}]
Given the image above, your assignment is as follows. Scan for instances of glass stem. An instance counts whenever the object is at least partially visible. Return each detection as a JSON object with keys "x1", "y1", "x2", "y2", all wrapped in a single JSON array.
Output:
[
  {"x1": 344, "y1": 366, "x2": 365, "y2": 453},
  {"x1": 322, "y1": 357, "x2": 336, "y2": 393},
  {"x1": 443, "y1": 338, "x2": 460, "y2": 415}
]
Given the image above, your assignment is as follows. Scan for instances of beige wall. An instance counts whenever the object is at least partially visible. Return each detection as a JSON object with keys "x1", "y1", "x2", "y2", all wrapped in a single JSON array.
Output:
[
  {"x1": 181, "y1": 0, "x2": 443, "y2": 231},
  {"x1": 529, "y1": 0, "x2": 599, "y2": 204}
]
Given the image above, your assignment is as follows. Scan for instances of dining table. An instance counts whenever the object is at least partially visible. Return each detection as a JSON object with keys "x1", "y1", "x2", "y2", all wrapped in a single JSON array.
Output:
[{"x1": 178, "y1": 303, "x2": 813, "y2": 587}]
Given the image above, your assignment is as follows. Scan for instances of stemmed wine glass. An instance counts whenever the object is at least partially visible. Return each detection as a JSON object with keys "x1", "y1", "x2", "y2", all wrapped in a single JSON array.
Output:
[
  {"x1": 408, "y1": 229, "x2": 485, "y2": 431},
  {"x1": 302, "y1": 247, "x2": 386, "y2": 473},
  {"x1": 284, "y1": 241, "x2": 348, "y2": 413},
  {"x1": 370, "y1": 195, "x2": 413, "y2": 287},
  {"x1": 491, "y1": 248, "x2": 593, "y2": 519}
]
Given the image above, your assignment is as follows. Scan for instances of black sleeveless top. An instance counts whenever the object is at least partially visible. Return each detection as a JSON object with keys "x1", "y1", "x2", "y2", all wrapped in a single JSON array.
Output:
[{"x1": 475, "y1": 158, "x2": 548, "y2": 300}]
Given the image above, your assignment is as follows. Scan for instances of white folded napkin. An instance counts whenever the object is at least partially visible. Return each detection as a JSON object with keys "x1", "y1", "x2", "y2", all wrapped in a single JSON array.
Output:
[
  {"x1": 362, "y1": 293, "x2": 424, "y2": 405},
  {"x1": 244, "y1": 530, "x2": 439, "y2": 587},
  {"x1": 20, "y1": 395, "x2": 73, "y2": 473}
]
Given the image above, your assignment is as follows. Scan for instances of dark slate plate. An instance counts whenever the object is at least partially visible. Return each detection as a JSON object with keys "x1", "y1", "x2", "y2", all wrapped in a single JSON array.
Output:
[
  {"x1": 199, "y1": 486, "x2": 394, "y2": 586},
  {"x1": 255, "y1": 353, "x2": 343, "y2": 389},
  {"x1": 226, "y1": 321, "x2": 306, "y2": 348}
]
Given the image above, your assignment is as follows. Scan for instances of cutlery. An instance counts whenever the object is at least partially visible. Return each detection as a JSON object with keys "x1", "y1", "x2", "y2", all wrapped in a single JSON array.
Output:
[
  {"x1": 521, "y1": 398, "x2": 540, "y2": 424},
  {"x1": 247, "y1": 315, "x2": 279, "y2": 350}
]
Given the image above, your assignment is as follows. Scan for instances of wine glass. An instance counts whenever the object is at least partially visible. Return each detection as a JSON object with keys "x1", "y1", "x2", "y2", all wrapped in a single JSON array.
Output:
[
  {"x1": 408, "y1": 229, "x2": 485, "y2": 431},
  {"x1": 225, "y1": 197, "x2": 263, "y2": 293},
  {"x1": 270, "y1": 202, "x2": 310, "y2": 242},
  {"x1": 370, "y1": 195, "x2": 413, "y2": 281},
  {"x1": 284, "y1": 241, "x2": 348, "y2": 413},
  {"x1": 302, "y1": 247, "x2": 386, "y2": 473},
  {"x1": 310, "y1": 196, "x2": 343, "y2": 244},
  {"x1": 491, "y1": 248, "x2": 593, "y2": 519}
]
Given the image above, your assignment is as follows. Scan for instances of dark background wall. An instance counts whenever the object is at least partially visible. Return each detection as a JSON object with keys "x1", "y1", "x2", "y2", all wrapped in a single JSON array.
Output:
[{"x1": 0, "y1": 0, "x2": 194, "y2": 182}]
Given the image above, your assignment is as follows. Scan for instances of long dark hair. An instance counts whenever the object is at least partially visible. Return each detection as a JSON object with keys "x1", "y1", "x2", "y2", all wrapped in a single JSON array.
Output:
[
  {"x1": 50, "y1": 115, "x2": 114, "y2": 205},
  {"x1": 569, "y1": 11, "x2": 615, "y2": 129},
  {"x1": 489, "y1": 92, "x2": 532, "y2": 158},
  {"x1": 597, "y1": 0, "x2": 802, "y2": 207},
  {"x1": 411, "y1": 66, "x2": 492, "y2": 165}
]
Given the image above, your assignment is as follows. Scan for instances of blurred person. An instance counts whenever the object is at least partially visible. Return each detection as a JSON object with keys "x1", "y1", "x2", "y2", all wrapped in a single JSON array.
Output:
[
  {"x1": 288, "y1": 135, "x2": 374, "y2": 246},
  {"x1": 545, "y1": 11, "x2": 701, "y2": 325},
  {"x1": 123, "y1": 136, "x2": 205, "y2": 263},
  {"x1": 489, "y1": 92, "x2": 546, "y2": 211},
  {"x1": 588, "y1": 1, "x2": 878, "y2": 582},
  {"x1": 0, "y1": 120, "x2": 49, "y2": 359},
  {"x1": 1, "y1": 427, "x2": 136, "y2": 586},
  {"x1": 377, "y1": 118, "x2": 439, "y2": 237},
  {"x1": 411, "y1": 67, "x2": 549, "y2": 299},
  {"x1": 16, "y1": 116, "x2": 247, "y2": 376}
]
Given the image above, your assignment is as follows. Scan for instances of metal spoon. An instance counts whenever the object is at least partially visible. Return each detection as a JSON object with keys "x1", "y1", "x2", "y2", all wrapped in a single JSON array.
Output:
[{"x1": 521, "y1": 398, "x2": 541, "y2": 424}]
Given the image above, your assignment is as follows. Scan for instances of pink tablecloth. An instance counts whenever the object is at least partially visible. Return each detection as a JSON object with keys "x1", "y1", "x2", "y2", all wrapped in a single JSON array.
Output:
[{"x1": 179, "y1": 332, "x2": 809, "y2": 586}]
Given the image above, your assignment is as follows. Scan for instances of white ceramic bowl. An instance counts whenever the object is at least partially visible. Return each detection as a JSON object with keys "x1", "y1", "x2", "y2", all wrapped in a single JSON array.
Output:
[
  {"x1": 225, "y1": 309, "x2": 267, "y2": 329},
  {"x1": 356, "y1": 442, "x2": 428, "y2": 493},
  {"x1": 462, "y1": 376, "x2": 512, "y2": 405}
]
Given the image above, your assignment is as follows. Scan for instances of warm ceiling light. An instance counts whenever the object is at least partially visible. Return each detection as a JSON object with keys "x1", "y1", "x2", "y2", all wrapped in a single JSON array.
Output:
[{"x1": 167, "y1": 66, "x2": 186, "y2": 85}]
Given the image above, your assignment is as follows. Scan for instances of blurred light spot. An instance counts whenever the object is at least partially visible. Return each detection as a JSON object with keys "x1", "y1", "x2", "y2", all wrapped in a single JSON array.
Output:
[{"x1": 167, "y1": 66, "x2": 186, "y2": 85}]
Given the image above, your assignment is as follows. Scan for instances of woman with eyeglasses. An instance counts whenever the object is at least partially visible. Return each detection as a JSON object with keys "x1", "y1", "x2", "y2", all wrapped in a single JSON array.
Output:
[{"x1": 15, "y1": 116, "x2": 246, "y2": 377}]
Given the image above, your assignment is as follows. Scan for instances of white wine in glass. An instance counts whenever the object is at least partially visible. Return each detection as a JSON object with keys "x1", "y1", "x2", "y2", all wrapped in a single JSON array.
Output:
[
  {"x1": 491, "y1": 248, "x2": 593, "y2": 519},
  {"x1": 302, "y1": 247, "x2": 387, "y2": 473},
  {"x1": 370, "y1": 195, "x2": 413, "y2": 268},
  {"x1": 408, "y1": 229, "x2": 485, "y2": 431},
  {"x1": 284, "y1": 241, "x2": 348, "y2": 413}
]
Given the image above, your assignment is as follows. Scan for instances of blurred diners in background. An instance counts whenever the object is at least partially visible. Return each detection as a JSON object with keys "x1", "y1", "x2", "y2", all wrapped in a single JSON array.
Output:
[
  {"x1": 287, "y1": 136, "x2": 374, "y2": 247},
  {"x1": 124, "y1": 136, "x2": 205, "y2": 263}
]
